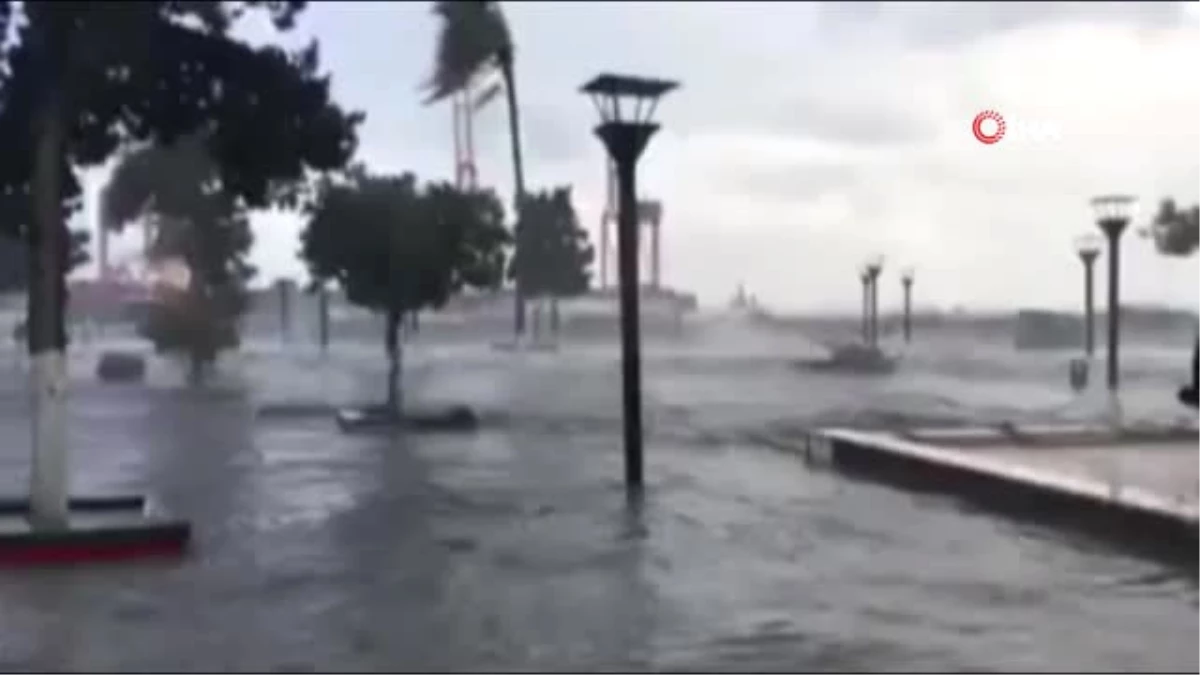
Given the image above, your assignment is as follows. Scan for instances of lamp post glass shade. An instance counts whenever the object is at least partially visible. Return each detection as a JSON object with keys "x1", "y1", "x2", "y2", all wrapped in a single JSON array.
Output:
[
  {"x1": 864, "y1": 254, "x2": 884, "y2": 277},
  {"x1": 1090, "y1": 195, "x2": 1137, "y2": 237},
  {"x1": 582, "y1": 74, "x2": 679, "y2": 127},
  {"x1": 901, "y1": 267, "x2": 915, "y2": 284},
  {"x1": 1075, "y1": 233, "x2": 1103, "y2": 259}
]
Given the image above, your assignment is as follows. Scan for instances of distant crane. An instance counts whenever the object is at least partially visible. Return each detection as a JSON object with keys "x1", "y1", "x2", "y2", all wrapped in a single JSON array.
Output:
[{"x1": 451, "y1": 72, "x2": 504, "y2": 191}]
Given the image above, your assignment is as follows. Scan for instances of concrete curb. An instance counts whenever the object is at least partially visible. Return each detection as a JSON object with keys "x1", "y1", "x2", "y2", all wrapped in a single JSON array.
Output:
[
  {"x1": 0, "y1": 495, "x2": 191, "y2": 567},
  {"x1": 805, "y1": 428, "x2": 1198, "y2": 569}
]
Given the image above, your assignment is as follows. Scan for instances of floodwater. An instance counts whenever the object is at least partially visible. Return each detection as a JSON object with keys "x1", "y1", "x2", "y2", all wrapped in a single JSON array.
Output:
[{"x1": 0, "y1": 313, "x2": 1196, "y2": 672}]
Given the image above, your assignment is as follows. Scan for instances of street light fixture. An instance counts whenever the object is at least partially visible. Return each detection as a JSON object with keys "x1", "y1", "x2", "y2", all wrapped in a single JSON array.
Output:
[
  {"x1": 1089, "y1": 195, "x2": 1136, "y2": 391},
  {"x1": 582, "y1": 72, "x2": 679, "y2": 492},
  {"x1": 900, "y1": 267, "x2": 915, "y2": 344},
  {"x1": 1074, "y1": 233, "x2": 1103, "y2": 358},
  {"x1": 864, "y1": 255, "x2": 884, "y2": 349}
]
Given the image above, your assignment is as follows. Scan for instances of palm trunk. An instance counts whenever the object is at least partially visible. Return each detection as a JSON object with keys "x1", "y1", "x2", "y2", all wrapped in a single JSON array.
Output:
[
  {"x1": 385, "y1": 309, "x2": 403, "y2": 416},
  {"x1": 27, "y1": 52, "x2": 70, "y2": 529},
  {"x1": 499, "y1": 51, "x2": 528, "y2": 338}
]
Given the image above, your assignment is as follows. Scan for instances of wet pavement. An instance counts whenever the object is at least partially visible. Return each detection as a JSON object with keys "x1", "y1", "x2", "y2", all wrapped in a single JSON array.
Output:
[
  {"x1": 970, "y1": 441, "x2": 1198, "y2": 512},
  {"x1": 0, "y1": 319, "x2": 1197, "y2": 672}
]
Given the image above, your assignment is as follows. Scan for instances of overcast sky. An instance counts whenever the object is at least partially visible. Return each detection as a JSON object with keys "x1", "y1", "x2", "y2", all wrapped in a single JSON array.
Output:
[{"x1": 82, "y1": 1, "x2": 1200, "y2": 313}]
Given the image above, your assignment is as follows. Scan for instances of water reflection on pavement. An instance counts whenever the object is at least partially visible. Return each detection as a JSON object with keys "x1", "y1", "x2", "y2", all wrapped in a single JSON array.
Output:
[{"x1": 0, "y1": 332, "x2": 1195, "y2": 672}]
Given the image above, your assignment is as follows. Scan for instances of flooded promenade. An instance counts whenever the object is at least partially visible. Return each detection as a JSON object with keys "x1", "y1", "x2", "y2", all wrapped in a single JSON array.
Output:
[{"x1": 0, "y1": 318, "x2": 1195, "y2": 671}]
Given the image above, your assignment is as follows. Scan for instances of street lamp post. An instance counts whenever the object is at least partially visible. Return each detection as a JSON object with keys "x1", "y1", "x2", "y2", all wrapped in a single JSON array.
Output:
[
  {"x1": 900, "y1": 267, "x2": 914, "y2": 344},
  {"x1": 582, "y1": 73, "x2": 679, "y2": 491},
  {"x1": 864, "y1": 256, "x2": 884, "y2": 349},
  {"x1": 859, "y1": 267, "x2": 871, "y2": 344},
  {"x1": 1090, "y1": 195, "x2": 1136, "y2": 391},
  {"x1": 1074, "y1": 233, "x2": 1102, "y2": 358}
]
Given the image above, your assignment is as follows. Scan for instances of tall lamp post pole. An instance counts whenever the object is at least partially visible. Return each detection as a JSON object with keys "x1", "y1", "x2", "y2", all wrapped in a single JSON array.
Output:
[
  {"x1": 864, "y1": 256, "x2": 884, "y2": 350},
  {"x1": 582, "y1": 73, "x2": 679, "y2": 492},
  {"x1": 1074, "y1": 234, "x2": 1102, "y2": 359},
  {"x1": 900, "y1": 267, "x2": 914, "y2": 344},
  {"x1": 859, "y1": 267, "x2": 870, "y2": 344},
  {"x1": 1090, "y1": 195, "x2": 1136, "y2": 391}
]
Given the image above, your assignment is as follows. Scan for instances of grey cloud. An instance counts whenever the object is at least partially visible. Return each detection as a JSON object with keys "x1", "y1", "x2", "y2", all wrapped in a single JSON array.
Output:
[
  {"x1": 818, "y1": 2, "x2": 1191, "y2": 49},
  {"x1": 722, "y1": 161, "x2": 865, "y2": 203},
  {"x1": 518, "y1": 103, "x2": 593, "y2": 165},
  {"x1": 766, "y1": 93, "x2": 939, "y2": 146}
]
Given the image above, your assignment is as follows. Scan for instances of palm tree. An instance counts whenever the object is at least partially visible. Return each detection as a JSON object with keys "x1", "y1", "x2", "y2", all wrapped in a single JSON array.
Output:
[{"x1": 426, "y1": 0, "x2": 528, "y2": 336}]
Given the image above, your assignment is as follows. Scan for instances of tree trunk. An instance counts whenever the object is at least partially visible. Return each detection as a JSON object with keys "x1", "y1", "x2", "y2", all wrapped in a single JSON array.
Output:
[
  {"x1": 385, "y1": 309, "x2": 403, "y2": 416},
  {"x1": 317, "y1": 285, "x2": 330, "y2": 353},
  {"x1": 499, "y1": 51, "x2": 528, "y2": 338},
  {"x1": 27, "y1": 59, "x2": 70, "y2": 529},
  {"x1": 187, "y1": 350, "x2": 205, "y2": 386}
]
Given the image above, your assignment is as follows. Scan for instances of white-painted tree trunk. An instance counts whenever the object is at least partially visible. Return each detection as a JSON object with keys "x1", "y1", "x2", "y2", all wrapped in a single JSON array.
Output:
[{"x1": 29, "y1": 350, "x2": 69, "y2": 527}]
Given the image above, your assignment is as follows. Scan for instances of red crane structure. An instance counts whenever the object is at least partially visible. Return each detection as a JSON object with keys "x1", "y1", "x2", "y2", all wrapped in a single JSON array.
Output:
[{"x1": 597, "y1": 159, "x2": 664, "y2": 291}]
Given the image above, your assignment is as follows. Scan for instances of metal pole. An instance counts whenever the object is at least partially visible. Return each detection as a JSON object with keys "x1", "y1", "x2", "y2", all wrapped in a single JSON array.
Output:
[
  {"x1": 599, "y1": 212, "x2": 609, "y2": 290},
  {"x1": 1082, "y1": 256, "x2": 1096, "y2": 358},
  {"x1": 873, "y1": 271, "x2": 883, "y2": 345},
  {"x1": 650, "y1": 217, "x2": 661, "y2": 290},
  {"x1": 902, "y1": 280, "x2": 912, "y2": 343},
  {"x1": 1105, "y1": 232, "x2": 1121, "y2": 390},
  {"x1": 615, "y1": 159, "x2": 644, "y2": 489},
  {"x1": 860, "y1": 275, "x2": 870, "y2": 343}
]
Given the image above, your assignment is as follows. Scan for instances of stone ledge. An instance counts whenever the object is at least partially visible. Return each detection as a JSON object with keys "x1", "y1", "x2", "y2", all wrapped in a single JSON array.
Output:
[
  {"x1": 0, "y1": 495, "x2": 190, "y2": 567},
  {"x1": 806, "y1": 428, "x2": 1198, "y2": 570}
]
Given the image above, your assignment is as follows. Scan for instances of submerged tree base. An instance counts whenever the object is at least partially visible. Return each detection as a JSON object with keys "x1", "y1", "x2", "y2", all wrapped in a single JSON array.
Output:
[
  {"x1": 490, "y1": 339, "x2": 559, "y2": 353},
  {"x1": 335, "y1": 404, "x2": 479, "y2": 433},
  {"x1": 96, "y1": 351, "x2": 147, "y2": 383}
]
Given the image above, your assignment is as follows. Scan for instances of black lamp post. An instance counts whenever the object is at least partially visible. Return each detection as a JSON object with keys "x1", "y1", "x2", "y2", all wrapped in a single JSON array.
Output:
[
  {"x1": 859, "y1": 267, "x2": 871, "y2": 344},
  {"x1": 582, "y1": 73, "x2": 679, "y2": 491},
  {"x1": 1090, "y1": 195, "x2": 1136, "y2": 391},
  {"x1": 900, "y1": 267, "x2": 914, "y2": 344},
  {"x1": 1074, "y1": 233, "x2": 1102, "y2": 358},
  {"x1": 864, "y1": 255, "x2": 884, "y2": 349}
]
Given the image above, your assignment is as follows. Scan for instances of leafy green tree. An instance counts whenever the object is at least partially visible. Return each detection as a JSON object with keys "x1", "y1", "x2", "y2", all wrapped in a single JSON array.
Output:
[
  {"x1": 0, "y1": 2, "x2": 361, "y2": 525},
  {"x1": 0, "y1": 229, "x2": 89, "y2": 293},
  {"x1": 101, "y1": 137, "x2": 256, "y2": 383},
  {"x1": 508, "y1": 187, "x2": 593, "y2": 335},
  {"x1": 300, "y1": 169, "x2": 509, "y2": 413},
  {"x1": 427, "y1": 0, "x2": 529, "y2": 336}
]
